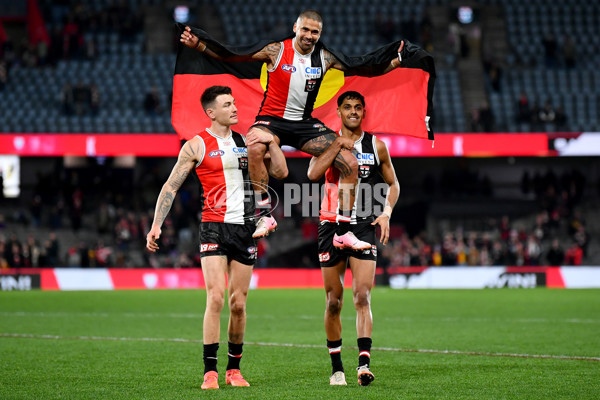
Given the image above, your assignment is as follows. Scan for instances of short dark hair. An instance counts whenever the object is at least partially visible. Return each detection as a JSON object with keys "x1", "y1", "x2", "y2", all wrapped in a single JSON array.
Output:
[
  {"x1": 200, "y1": 86, "x2": 232, "y2": 111},
  {"x1": 298, "y1": 9, "x2": 323, "y2": 24},
  {"x1": 337, "y1": 91, "x2": 365, "y2": 108}
]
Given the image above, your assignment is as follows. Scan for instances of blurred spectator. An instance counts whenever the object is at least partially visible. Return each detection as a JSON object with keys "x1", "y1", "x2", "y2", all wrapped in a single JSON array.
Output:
[
  {"x1": 562, "y1": 36, "x2": 576, "y2": 69},
  {"x1": 516, "y1": 92, "x2": 530, "y2": 125},
  {"x1": 0, "y1": 61, "x2": 6, "y2": 91},
  {"x1": 554, "y1": 106, "x2": 567, "y2": 130},
  {"x1": 73, "y1": 81, "x2": 92, "y2": 115},
  {"x1": 542, "y1": 33, "x2": 558, "y2": 68},
  {"x1": 483, "y1": 57, "x2": 502, "y2": 92},
  {"x1": 374, "y1": 13, "x2": 395, "y2": 44},
  {"x1": 143, "y1": 86, "x2": 162, "y2": 116},
  {"x1": 90, "y1": 84, "x2": 100, "y2": 116},
  {"x1": 546, "y1": 239, "x2": 564, "y2": 266},
  {"x1": 538, "y1": 101, "x2": 556, "y2": 124},
  {"x1": 564, "y1": 242, "x2": 583, "y2": 266},
  {"x1": 478, "y1": 101, "x2": 494, "y2": 132},
  {"x1": 60, "y1": 83, "x2": 75, "y2": 116}
]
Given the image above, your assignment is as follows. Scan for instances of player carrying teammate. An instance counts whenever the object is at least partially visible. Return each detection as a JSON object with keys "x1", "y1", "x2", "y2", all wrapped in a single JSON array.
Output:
[
  {"x1": 307, "y1": 91, "x2": 400, "y2": 386},
  {"x1": 180, "y1": 9, "x2": 404, "y2": 251},
  {"x1": 146, "y1": 86, "x2": 286, "y2": 390}
]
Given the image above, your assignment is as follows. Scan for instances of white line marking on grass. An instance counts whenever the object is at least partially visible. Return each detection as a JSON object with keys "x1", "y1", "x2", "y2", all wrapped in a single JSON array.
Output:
[
  {"x1": 2, "y1": 312, "x2": 599, "y2": 325},
  {"x1": 1, "y1": 332, "x2": 599, "y2": 362}
]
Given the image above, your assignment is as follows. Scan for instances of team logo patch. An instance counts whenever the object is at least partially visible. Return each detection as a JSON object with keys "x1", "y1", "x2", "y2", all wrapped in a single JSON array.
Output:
[
  {"x1": 319, "y1": 252, "x2": 330, "y2": 262},
  {"x1": 305, "y1": 66, "x2": 322, "y2": 79},
  {"x1": 359, "y1": 165, "x2": 371, "y2": 178},
  {"x1": 281, "y1": 64, "x2": 296, "y2": 73},
  {"x1": 238, "y1": 157, "x2": 248, "y2": 169},
  {"x1": 313, "y1": 123, "x2": 323, "y2": 129},
  {"x1": 200, "y1": 243, "x2": 219, "y2": 252},
  {"x1": 305, "y1": 79, "x2": 317, "y2": 92},
  {"x1": 209, "y1": 150, "x2": 225, "y2": 158},
  {"x1": 247, "y1": 246, "x2": 257, "y2": 254},
  {"x1": 254, "y1": 120, "x2": 271, "y2": 126},
  {"x1": 357, "y1": 153, "x2": 375, "y2": 165},
  {"x1": 371, "y1": 245, "x2": 377, "y2": 257}
]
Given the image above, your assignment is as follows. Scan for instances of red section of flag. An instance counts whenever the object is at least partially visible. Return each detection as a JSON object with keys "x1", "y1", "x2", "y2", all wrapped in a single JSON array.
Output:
[
  {"x1": 27, "y1": 0, "x2": 50, "y2": 45},
  {"x1": 313, "y1": 68, "x2": 431, "y2": 139},
  {"x1": 172, "y1": 68, "x2": 431, "y2": 141},
  {"x1": 172, "y1": 74, "x2": 264, "y2": 140}
]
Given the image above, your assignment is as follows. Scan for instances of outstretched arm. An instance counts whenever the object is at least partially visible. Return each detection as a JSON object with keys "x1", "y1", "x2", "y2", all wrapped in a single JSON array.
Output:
[
  {"x1": 325, "y1": 41, "x2": 405, "y2": 75},
  {"x1": 146, "y1": 139, "x2": 204, "y2": 252},
  {"x1": 307, "y1": 136, "x2": 355, "y2": 181},
  {"x1": 180, "y1": 26, "x2": 280, "y2": 64},
  {"x1": 371, "y1": 138, "x2": 400, "y2": 245}
]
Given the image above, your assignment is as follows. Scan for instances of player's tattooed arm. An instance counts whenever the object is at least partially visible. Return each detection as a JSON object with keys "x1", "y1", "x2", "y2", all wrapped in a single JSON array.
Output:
[
  {"x1": 254, "y1": 42, "x2": 282, "y2": 68},
  {"x1": 153, "y1": 139, "x2": 203, "y2": 228},
  {"x1": 324, "y1": 49, "x2": 347, "y2": 71}
]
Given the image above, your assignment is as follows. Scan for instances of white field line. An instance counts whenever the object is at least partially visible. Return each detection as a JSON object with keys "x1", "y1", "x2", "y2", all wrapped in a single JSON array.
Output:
[
  {"x1": 0, "y1": 311, "x2": 599, "y2": 324},
  {"x1": 1, "y1": 332, "x2": 599, "y2": 362}
]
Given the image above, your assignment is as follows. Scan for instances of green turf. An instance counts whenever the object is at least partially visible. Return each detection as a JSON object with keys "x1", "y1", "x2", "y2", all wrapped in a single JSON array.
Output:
[{"x1": 1, "y1": 289, "x2": 599, "y2": 399}]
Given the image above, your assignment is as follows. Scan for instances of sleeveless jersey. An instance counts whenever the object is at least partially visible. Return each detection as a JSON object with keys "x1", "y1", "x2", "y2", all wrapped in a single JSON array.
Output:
[
  {"x1": 320, "y1": 132, "x2": 381, "y2": 224},
  {"x1": 258, "y1": 38, "x2": 327, "y2": 120},
  {"x1": 194, "y1": 129, "x2": 254, "y2": 224}
]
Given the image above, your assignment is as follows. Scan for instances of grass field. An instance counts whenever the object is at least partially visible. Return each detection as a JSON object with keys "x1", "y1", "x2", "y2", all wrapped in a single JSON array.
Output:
[{"x1": 1, "y1": 288, "x2": 599, "y2": 399}]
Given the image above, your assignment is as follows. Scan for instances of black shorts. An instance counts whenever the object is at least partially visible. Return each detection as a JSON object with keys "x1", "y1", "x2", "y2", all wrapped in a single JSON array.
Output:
[
  {"x1": 252, "y1": 114, "x2": 336, "y2": 150},
  {"x1": 199, "y1": 222, "x2": 257, "y2": 266},
  {"x1": 317, "y1": 221, "x2": 377, "y2": 268}
]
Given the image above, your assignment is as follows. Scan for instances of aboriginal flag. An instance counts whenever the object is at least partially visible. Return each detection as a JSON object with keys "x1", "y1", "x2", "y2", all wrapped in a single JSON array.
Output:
[{"x1": 172, "y1": 23, "x2": 435, "y2": 141}]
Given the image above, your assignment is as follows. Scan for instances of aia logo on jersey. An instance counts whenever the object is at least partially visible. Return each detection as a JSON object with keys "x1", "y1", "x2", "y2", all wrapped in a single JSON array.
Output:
[
  {"x1": 281, "y1": 64, "x2": 296, "y2": 73},
  {"x1": 209, "y1": 150, "x2": 225, "y2": 158},
  {"x1": 359, "y1": 165, "x2": 371, "y2": 178},
  {"x1": 238, "y1": 157, "x2": 248, "y2": 170},
  {"x1": 319, "y1": 252, "x2": 330, "y2": 262},
  {"x1": 200, "y1": 243, "x2": 219, "y2": 252},
  {"x1": 305, "y1": 79, "x2": 317, "y2": 92}
]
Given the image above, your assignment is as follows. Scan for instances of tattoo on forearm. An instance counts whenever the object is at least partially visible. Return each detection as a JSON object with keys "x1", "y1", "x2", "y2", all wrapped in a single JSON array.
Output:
[
  {"x1": 155, "y1": 192, "x2": 174, "y2": 226},
  {"x1": 265, "y1": 42, "x2": 281, "y2": 59},
  {"x1": 323, "y1": 50, "x2": 336, "y2": 69},
  {"x1": 302, "y1": 134, "x2": 336, "y2": 156},
  {"x1": 333, "y1": 153, "x2": 352, "y2": 178}
]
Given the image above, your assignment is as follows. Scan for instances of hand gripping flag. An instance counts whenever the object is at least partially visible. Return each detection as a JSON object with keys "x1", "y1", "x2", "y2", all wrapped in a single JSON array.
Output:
[{"x1": 172, "y1": 23, "x2": 435, "y2": 141}]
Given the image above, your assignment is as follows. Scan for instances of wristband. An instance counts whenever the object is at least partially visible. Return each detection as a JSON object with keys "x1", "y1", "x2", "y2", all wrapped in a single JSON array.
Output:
[
  {"x1": 196, "y1": 40, "x2": 206, "y2": 52},
  {"x1": 381, "y1": 211, "x2": 391, "y2": 219}
]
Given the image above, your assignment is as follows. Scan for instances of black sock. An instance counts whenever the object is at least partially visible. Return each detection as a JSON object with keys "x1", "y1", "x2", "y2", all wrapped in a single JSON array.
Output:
[
  {"x1": 226, "y1": 342, "x2": 243, "y2": 371},
  {"x1": 327, "y1": 339, "x2": 344, "y2": 374},
  {"x1": 257, "y1": 191, "x2": 271, "y2": 217},
  {"x1": 336, "y1": 211, "x2": 352, "y2": 235},
  {"x1": 357, "y1": 337, "x2": 372, "y2": 367},
  {"x1": 203, "y1": 343, "x2": 219, "y2": 374}
]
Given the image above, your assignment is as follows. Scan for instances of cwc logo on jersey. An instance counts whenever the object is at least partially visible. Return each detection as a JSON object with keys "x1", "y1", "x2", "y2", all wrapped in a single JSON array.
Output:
[
  {"x1": 357, "y1": 153, "x2": 375, "y2": 165},
  {"x1": 281, "y1": 64, "x2": 296, "y2": 73},
  {"x1": 200, "y1": 243, "x2": 219, "y2": 252},
  {"x1": 209, "y1": 150, "x2": 225, "y2": 158},
  {"x1": 305, "y1": 66, "x2": 322, "y2": 79},
  {"x1": 232, "y1": 147, "x2": 247, "y2": 155},
  {"x1": 319, "y1": 252, "x2": 330, "y2": 262}
]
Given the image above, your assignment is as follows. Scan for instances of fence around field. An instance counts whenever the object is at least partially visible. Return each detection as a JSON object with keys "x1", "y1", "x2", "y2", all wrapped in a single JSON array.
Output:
[{"x1": 1, "y1": 267, "x2": 599, "y2": 291}]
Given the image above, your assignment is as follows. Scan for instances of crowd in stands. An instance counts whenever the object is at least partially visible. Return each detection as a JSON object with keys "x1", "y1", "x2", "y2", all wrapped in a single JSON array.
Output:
[{"x1": 0, "y1": 162, "x2": 591, "y2": 270}]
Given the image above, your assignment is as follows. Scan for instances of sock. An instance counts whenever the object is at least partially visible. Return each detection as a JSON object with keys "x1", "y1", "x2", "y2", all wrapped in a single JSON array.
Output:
[
  {"x1": 256, "y1": 191, "x2": 271, "y2": 217},
  {"x1": 357, "y1": 337, "x2": 372, "y2": 367},
  {"x1": 327, "y1": 339, "x2": 344, "y2": 374},
  {"x1": 203, "y1": 342, "x2": 219, "y2": 374},
  {"x1": 336, "y1": 212, "x2": 352, "y2": 235},
  {"x1": 226, "y1": 342, "x2": 243, "y2": 371}
]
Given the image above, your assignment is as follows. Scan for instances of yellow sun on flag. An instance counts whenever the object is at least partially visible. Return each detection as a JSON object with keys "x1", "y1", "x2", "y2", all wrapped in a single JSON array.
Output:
[{"x1": 259, "y1": 64, "x2": 345, "y2": 109}]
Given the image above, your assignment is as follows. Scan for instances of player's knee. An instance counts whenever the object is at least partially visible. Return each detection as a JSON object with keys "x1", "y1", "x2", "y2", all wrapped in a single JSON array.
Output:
[
  {"x1": 247, "y1": 129, "x2": 267, "y2": 160},
  {"x1": 326, "y1": 292, "x2": 343, "y2": 316},
  {"x1": 206, "y1": 291, "x2": 225, "y2": 312},
  {"x1": 353, "y1": 289, "x2": 371, "y2": 309},
  {"x1": 229, "y1": 298, "x2": 246, "y2": 317}
]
